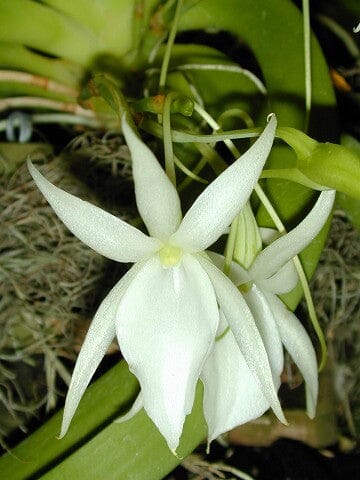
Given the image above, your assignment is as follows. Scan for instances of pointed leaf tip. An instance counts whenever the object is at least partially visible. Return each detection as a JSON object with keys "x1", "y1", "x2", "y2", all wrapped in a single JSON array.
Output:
[{"x1": 250, "y1": 190, "x2": 335, "y2": 280}]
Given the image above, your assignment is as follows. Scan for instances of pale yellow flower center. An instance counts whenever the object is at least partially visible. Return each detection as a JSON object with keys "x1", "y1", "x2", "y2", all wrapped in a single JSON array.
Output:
[{"x1": 159, "y1": 244, "x2": 182, "y2": 267}]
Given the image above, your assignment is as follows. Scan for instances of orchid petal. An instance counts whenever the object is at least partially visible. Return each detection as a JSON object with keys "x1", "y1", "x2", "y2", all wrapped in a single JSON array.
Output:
[
  {"x1": 201, "y1": 317, "x2": 274, "y2": 444},
  {"x1": 60, "y1": 263, "x2": 143, "y2": 437},
  {"x1": 245, "y1": 286, "x2": 284, "y2": 377},
  {"x1": 28, "y1": 160, "x2": 160, "y2": 262},
  {"x1": 209, "y1": 239, "x2": 298, "y2": 294},
  {"x1": 265, "y1": 293, "x2": 318, "y2": 418},
  {"x1": 171, "y1": 115, "x2": 277, "y2": 251},
  {"x1": 207, "y1": 252, "x2": 284, "y2": 377},
  {"x1": 116, "y1": 254, "x2": 219, "y2": 451},
  {"x1": 259, "y1": 227, "x2": 281, "y2": 244},
  {"x1": 197, "y1": 256, "x2": 286, "y2": 424},
  {"x1": 116, "y1": 393, "x2": 144, "y2": 424},
  {"x1": 122, "y1": 116, "x2": 182, "y2": 240},
  {"x1": 250, "y1": 190, "x2": 335, "y2": 280},
  {"x1": 257, "y1": 260, "x2": 298, "y2": 294},
  {"x1": 204, "y1": 251, "x2": 225, "y2": 271},
  {"x1": 206, "y1": 251, "x2": 250, "y2": 285}
]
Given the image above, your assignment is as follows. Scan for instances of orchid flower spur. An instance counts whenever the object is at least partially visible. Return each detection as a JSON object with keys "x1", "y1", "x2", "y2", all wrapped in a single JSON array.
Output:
[
  {"x1": 28, "y1": 113, "x2": 281, "y2": 452},
  {"x1": 207, "y1": 189, "x2": 335, "y2": 442}
]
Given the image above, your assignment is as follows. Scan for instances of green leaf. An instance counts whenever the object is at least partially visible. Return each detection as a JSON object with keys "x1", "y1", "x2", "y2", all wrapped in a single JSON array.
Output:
[
  {"x1": 0, "y1": 361, "x2": 206, "y2": 480},
  {"x1": 40, "y1": 384, "x2": 206, "y2": 480},
  {"x1": 0, "y1": 361, "x2": 138, "y2": 479},
  {"x1": 0, "y1": 0, "x2": 97, "y2": 65}
]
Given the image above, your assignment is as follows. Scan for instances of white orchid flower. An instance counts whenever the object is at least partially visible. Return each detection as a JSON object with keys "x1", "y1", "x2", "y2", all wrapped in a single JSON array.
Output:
[
  {"x1": 207, "y1": 189, "x2": 335, "y2": 442},
  {"x1": 28, "y1": 113, "x2": 281, "y2": 452},
  {"x1": 200, "y1": 312, "x2": 283, "y2": 446}
]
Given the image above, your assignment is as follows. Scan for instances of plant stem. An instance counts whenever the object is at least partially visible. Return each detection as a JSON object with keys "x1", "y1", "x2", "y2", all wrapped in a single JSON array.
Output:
[
  {"x1": 162, "y1": 92, "x2": 178, "y2": 184},
  {"x1": 159, "y1": 0, "x2": 184, "y2": 90},
  {"x1": 302, "y1": 0, "x2": 311, "y2": 132}
]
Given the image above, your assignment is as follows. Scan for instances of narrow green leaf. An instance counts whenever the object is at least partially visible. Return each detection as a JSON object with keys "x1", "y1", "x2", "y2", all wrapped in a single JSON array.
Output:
[
  {"x1": 0, "y1": 362, "x2": 206, "y2": 480},
  {"x1": 42, "y1": 0, "x2": 136, "y2": 57},
  {"x1": 40, "y1": 384, "x2": 206, "y2": 480},
  {"x1": 0, "y1": 0, "x2": 98, "y2": 65},
  {"x1": 0, "y1": 43, "x2": 82, "y2": 88},
  {"x1": 0, "y1": 361, "x2": 138, "y2": 479}
]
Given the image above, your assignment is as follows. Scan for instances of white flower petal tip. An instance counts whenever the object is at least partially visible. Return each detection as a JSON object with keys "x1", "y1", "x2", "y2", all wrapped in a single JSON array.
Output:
[
  {"x1": 206, "y1": 441, "x2": 211, "y2": 455},
  {"x1": 27, "y1": 159, "x2": 160, "y2": 262},
  {"x1": 306, "y1": 387, "x2": 317, "y2": 419},
  {"x1": 121, "y1": 115, "x2": 182, "y2": 240},
  {"x1": 170, "y1": 449, "x2": 183, "y2": 460},
  {"x1": 271, "y1": 405, "x2": 288, "y2": 426},
  {"x1": 171, "y1": 115, "x2": 277, "y2": 251},
  {"x1": 59, "y1": 421, "x2": 69, "y2": 440},
  {"x1": 115, "y1": 393, "x2": 144, "y2": 424},
  {"x1": 282, "y1": 414, "x2": 289, "y2": 426},
  {"x1": 250, "y1": 190, "x2": 335, "y2": 280}
]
